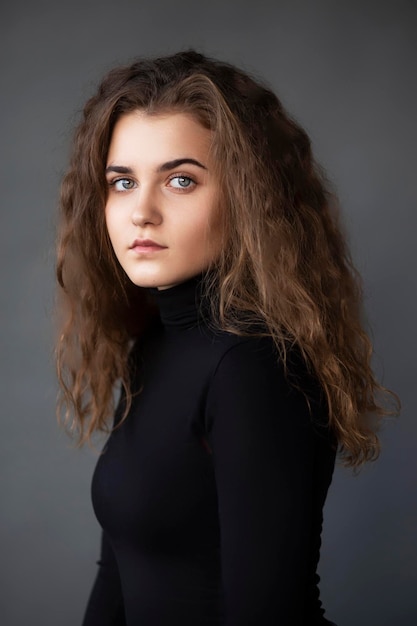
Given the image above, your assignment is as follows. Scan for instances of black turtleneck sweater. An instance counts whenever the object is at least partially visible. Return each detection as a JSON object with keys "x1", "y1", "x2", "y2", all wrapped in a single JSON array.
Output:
[{"x1": 82, "y1": 276, "x2": 337, "y2": 626}]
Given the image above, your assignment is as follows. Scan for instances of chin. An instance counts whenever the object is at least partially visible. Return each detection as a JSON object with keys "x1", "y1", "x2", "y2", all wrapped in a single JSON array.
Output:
[
  {"x1": 126, "y1": 266, "x2": 207, "y2": 291},
  {"x1": 127, "y1": 271, "x2": 182, "y2": 290}
]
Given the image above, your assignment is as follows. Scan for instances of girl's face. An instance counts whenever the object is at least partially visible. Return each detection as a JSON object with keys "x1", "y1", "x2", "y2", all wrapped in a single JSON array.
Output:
[{"x1": 105, "y1": 110, "x2": 221, "y2": 290}]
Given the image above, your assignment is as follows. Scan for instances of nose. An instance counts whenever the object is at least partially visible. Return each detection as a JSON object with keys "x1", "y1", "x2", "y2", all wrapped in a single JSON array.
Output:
[{"x1": 131, "y1": 187, "x2": 162, "y2": 227}]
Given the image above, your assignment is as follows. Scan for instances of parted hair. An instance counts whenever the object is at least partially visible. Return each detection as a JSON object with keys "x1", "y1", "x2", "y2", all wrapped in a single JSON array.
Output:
[{"x1": 56, "y1": 49, "x2": 398, "y2": 466}]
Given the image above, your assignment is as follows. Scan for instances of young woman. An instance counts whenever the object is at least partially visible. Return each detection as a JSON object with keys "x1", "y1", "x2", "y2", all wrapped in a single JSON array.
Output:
[{"x1": 56, "y1": 50, "x2": 397, "y2": 625}]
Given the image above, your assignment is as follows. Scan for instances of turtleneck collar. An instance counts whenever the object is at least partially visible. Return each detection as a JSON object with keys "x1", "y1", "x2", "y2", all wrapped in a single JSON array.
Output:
[{"x1": 148, "y1": 274, "x2": 208, "y2": 331}]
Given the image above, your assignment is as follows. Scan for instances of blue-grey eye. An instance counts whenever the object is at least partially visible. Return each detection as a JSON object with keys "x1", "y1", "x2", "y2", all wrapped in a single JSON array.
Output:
[
  {"x1": 170, "y1": 176, "x2": 194, "y2": 189},
  {"x1": 114, "y1": 178, "x2": 135, "y2": 191}
]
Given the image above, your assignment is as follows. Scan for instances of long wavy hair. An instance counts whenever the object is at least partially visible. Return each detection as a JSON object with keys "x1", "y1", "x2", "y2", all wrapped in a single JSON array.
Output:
[{"x1": 56, "y1": 49, "x2": 398, "y2": 466}]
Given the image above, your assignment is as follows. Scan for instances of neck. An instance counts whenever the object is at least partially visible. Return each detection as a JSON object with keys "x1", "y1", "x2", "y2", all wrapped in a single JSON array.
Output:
[{"x1": 148, "y1": 274, "x2": 208, "y2": 330}]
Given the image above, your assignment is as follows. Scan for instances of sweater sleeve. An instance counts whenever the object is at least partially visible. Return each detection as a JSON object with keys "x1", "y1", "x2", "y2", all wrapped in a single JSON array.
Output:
[
  {"x1": 205, "y1": 337, "x2": 319, "y2": 625},
  {"x1": 82, "y1": 531, "x2": 126, "y2": 626}
]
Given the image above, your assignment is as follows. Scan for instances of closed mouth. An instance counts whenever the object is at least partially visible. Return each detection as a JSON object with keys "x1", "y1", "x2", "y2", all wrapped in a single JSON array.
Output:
[{"x1": 130, "y1": 239, "x2": 167, "y2": 251}]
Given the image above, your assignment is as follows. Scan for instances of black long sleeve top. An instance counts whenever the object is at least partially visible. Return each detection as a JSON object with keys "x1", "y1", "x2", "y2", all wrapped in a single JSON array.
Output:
[{"x1": 82, "y1": 275, "x2": 337, "y2": 625}]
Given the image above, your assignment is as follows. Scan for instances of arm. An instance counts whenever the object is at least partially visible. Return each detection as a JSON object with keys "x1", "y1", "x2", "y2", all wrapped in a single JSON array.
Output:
[
  {"x1": 206, "y1": 338, "x2": 319, "y2": 625},
  {"x1": 82, "y1": 531, "x2": 126, "y2": 626}
]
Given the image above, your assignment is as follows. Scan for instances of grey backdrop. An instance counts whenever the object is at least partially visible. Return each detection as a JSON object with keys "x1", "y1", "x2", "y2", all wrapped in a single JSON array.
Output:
[{"x1": 1, "y1": 1, "x2": 416, "y2": 625}]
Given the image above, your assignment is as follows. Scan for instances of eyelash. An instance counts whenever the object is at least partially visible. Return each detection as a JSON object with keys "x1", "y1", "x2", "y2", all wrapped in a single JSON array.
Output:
[
  {"x1": 107, "y1": 174, "x2": 197, "y2": 193},
  {"x1": 167, "y1": 174, "x2": 196, "y2": 191},
  {"x1": 108, "y1": 178, "x2": 136, "y2": 191}
]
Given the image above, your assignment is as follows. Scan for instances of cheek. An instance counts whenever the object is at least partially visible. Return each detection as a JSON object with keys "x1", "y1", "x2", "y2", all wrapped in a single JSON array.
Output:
[{"x1": 104, "y1": 207, "x2": 120, "y2": 246}]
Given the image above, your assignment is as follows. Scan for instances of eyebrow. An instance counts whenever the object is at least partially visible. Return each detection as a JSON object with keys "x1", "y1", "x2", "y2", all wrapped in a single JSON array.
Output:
[
  {"x1": 105, "y1": 158, "x2": 207, "y2": 176},
  {"x1": 158, "y1": 158, "x2": 207, "y2": 172},
  {"x1": 105, "y1": 165, "x2": 134, "y2": 175}
]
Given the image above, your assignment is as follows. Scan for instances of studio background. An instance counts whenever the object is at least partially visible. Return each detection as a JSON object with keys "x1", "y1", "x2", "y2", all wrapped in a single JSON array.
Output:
[{"x1": 1, "y1": 1, "x2": 415, "y2": 625}]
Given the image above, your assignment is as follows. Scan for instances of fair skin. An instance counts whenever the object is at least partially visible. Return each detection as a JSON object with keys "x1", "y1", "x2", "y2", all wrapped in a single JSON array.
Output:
[{"x1": 105, "y1": 110, "x2": 221, "y2": 290}]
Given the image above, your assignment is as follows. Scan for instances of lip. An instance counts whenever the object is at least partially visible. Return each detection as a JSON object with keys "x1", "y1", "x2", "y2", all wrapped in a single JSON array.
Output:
[{"x1": 130, "y1": 238, "x2": 168, "y2": 253}]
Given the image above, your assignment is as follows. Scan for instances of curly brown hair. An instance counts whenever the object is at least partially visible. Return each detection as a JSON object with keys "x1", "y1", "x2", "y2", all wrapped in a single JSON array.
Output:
[{"x1": 56, "y1": 49, "x2": 398, "y2": 466}]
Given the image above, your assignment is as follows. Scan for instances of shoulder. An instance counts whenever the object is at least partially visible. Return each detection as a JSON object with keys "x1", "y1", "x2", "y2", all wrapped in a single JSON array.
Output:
[
  {"x1": 210, "y1": 332, "x2": 311, "y2": 397},
  {"x1": 211, "y1": 333, "x2": 280, "y2": 383},
  {"x1": 207, "y1": 336, "x2": 327, "y2": 434},
  {"x1": 205, "y1": 332, "x2": 323, "y2": 425}
]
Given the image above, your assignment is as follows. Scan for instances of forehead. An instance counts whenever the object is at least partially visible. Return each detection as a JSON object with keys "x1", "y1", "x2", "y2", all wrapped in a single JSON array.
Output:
[{"x1": 107, "y1": 111, "x2": 213, "y2": 166}]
